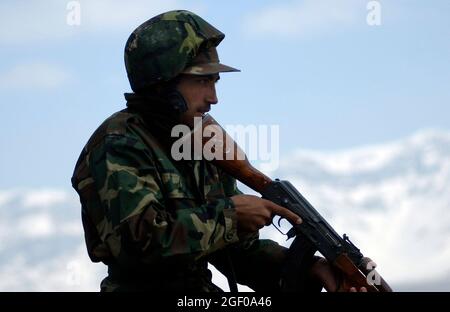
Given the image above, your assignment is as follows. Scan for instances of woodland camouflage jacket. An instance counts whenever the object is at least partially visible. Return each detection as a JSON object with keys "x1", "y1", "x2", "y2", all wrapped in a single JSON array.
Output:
[{"x1": 71, "y1": 95, "x2": 287, "y2": 291}]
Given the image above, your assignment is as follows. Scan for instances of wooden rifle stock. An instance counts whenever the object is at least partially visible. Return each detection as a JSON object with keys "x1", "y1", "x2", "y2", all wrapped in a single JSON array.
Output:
[
  {"x1": 334, "y1": 254, "x2": 381, "y2": 292},
  {"x1": 199, "y1": 114, "x2": 273, "y2": 191}
]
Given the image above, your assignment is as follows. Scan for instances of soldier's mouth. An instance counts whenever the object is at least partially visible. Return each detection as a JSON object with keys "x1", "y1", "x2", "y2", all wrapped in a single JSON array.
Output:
[{"x1": 197, "y1": 108, "x2": 211, "y2": 116}]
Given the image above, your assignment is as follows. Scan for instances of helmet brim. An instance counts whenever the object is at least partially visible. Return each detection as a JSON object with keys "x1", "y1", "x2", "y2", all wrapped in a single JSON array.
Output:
[{"x1": 181, "y1": 62, "x2": 240, "y2": 75}]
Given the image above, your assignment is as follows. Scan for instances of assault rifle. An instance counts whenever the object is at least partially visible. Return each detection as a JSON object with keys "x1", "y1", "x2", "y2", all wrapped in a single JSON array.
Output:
[{"x1": 196, "y1": 114, "x2": 392, "y2": 292}]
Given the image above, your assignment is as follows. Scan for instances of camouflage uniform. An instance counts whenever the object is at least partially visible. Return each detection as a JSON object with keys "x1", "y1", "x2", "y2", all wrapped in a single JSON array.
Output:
[
  {"x1": 71, "y1": 10, "x2": 288, "y2": 292},
  {"x1": 71, "y1": 95, "x2": 287, "y2": 291}
]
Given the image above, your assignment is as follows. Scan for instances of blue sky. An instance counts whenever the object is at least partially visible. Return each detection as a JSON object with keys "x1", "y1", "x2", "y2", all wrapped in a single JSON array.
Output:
[{"x1": 0, "y1": 0, "x2": 449, "y2": 189}]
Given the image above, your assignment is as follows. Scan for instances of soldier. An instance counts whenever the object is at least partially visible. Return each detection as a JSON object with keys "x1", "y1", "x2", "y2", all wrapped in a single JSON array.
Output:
[{"x1": 71, "y1": 10, "x2": 365, "y2": 292}]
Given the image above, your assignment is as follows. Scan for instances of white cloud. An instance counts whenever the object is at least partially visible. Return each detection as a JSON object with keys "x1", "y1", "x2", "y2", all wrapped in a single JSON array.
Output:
[
  {"x1": 0, "y1": 0, "x2": 204, "y2": 44},
  {"x1": 1, "y1": 130, "x2": 450, "y2": 291},
  {"x1": 14, "y1": 211, "x2": 82, "y2": 239},
  {"x1": 59, "y1": 220, "x2": 84, "y2": 236},
  {"x1": 0, "y1": 63, "x2": 70, "y2": 89},
  {"x1": 0, "y1": 189, "x2": 82, "y2": 242},
  {"x1": 286, "y1": 129, "x2": 450, "y2": 175},
  {"x1": 18, "y1": 213, "x2": 55, "y2": 238},
  {"x1": 0, "y1": 244, "x2": 105, "y2": 291},
  {"x1": 21, "y1": 189, "x2": 69, "y2": 208},
  {"x1": 269, "y1": 129, "x2": 450, "y2": 288},
  {"x1": 293, "y1": 142, "x2": 404, "y2": 175},
  {"x1": 0, "y1": 189, "x2": 104, "y2": 291},
  {"x1": 243, "y1": 0, "x2": 364, "y2": 39},
  {"x1": 0, "y1": 190, "x2": 17, "y2": 207}
]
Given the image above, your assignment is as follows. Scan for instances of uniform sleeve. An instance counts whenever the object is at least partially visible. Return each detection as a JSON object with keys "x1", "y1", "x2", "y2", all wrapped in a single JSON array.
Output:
[
  {"x1": 213, "y1": 168, "x2": 289, "y2": 291},
  {"x1": 88, "y1": 134, "x2": 239, "y2": 269},
  {"x1": 218, "y1": 168, "x2": 244, "y2": 197}
]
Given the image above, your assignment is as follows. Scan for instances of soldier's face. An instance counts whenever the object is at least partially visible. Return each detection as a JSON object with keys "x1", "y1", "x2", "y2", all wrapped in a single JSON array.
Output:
[{"x1": 177, "y1": 74, "x2": 220, "y2": 127}]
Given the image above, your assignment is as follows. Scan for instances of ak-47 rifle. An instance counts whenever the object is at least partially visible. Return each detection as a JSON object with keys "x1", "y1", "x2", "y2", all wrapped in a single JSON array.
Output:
[{"x1": 195, "y1": 114, "x2": 393, "y2": 292}]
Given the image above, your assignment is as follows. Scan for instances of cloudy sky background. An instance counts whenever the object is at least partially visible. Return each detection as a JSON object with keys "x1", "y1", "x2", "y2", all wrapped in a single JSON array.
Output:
[{"x1": 0, "y1": 0, "x2": 449, "y2": 291}]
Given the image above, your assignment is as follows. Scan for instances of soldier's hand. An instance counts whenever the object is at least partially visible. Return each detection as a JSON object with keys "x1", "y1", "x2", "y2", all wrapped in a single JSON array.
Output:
[
  {"x1": 349, "y1": 287, "x2": 368, "y2": 292},
  {"x1": 310, "y1": 257, "x2": 370, "y2": 292},
  {"x1": 230, "y1": 194, "x2": 302, "y2": 233}
]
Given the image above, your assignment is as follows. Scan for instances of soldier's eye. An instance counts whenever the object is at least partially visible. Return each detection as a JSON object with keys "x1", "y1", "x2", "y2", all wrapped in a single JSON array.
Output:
[{"x1": 197, "y1": 79, "x2": 209, "y2": 85}]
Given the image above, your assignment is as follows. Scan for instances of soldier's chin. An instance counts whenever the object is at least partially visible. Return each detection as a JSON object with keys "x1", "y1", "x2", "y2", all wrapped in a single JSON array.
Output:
[
  {"x1": 192, "y1": 112, "x2": 206, "y2": 124},
  {"x1": 178, "y1": 115, "x2": 196, "y2": 129},
  {"x1": 178, "y1": 111, "x2": 205, "y2": 128}
]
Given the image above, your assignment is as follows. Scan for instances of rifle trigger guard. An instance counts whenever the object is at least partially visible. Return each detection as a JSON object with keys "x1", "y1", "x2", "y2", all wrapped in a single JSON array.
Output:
[
  {"x1": 277, "y1": 216, "x2": 284, "y2": 228},
  {"x1": 272, "y1": 217, "x2": 288, "y2": 236}
]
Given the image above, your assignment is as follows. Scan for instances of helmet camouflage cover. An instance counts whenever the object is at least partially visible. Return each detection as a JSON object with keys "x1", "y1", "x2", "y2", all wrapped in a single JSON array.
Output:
[{"x1": 124, "y1": 10, "x2": 239, "y2": 92}]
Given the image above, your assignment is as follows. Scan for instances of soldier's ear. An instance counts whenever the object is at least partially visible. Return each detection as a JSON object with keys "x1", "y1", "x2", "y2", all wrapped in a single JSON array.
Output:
[
  {"x1": 164, "y1": 76, "x2": 188, "y2": 114},
  {"x1": 166, "y1": 89, "x2": 188, "y2": 114}
]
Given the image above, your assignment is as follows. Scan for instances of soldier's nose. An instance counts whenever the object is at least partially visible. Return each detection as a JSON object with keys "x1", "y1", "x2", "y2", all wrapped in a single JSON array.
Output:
[{"x1": 207, "y1": 85, "x2": 218, "y2": 105}]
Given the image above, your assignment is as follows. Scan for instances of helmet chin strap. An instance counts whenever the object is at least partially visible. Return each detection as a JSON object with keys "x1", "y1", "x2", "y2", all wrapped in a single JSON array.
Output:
[
  {"x1": 136, "y1": 79, "x2": 188, "y2": 120},
  {"x1": 166, "y1": 89, "x2": 188, "y2": 115}
]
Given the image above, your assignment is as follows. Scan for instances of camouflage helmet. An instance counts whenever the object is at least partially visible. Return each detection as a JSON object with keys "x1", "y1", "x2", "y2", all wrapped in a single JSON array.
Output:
[{"x1": 124, "y1": 10, "x2": 239, "y2": 92}]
